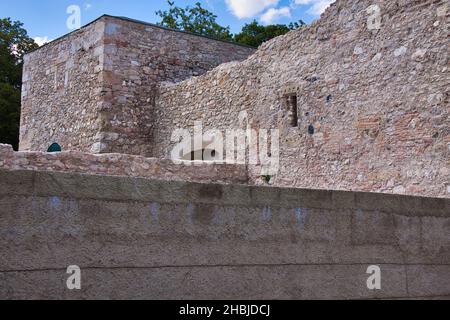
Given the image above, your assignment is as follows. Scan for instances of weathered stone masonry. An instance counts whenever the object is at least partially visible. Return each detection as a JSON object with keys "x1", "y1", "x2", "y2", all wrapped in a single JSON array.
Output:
[
  {"x1": 20, "y1": 18, "x2": 105, "y2": 153},
  {"x1": 19, "y1": 15, "x2": 254, "y2": 155},
  {"x1": 99, "y1": 17, "x2": 254, "y2": 156},
  {"x1": 155, "y1": 0, "x2": 449, "y2": 197},
  {"x1": 0, "y1": 144, "x2": 248, "y2": 185},
  {"x1": 18, "y1": 0, "x2": 449, "y2": 198}
]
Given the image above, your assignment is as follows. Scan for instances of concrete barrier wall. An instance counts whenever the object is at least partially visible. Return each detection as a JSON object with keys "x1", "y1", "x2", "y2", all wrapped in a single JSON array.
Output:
[{"x1": 0, "y1": 169, "x2": 449, "y2": 299}]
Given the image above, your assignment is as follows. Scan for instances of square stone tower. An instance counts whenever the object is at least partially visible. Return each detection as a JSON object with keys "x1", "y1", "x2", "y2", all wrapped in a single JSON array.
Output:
[{"x1": 19, "y1": 15, "x2": 254, "y2": 156}]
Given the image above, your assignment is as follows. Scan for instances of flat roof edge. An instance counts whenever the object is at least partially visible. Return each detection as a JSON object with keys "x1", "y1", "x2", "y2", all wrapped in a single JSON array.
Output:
[
  {"x1": 26, "y1": 14, "x2": 256, "y2": 55},
  {"x1": 104, "y1": 15, "x2": 256, "y2": 49},
  {"x1": 26, "y1": 15, "x2": 106, "y2": 55}
]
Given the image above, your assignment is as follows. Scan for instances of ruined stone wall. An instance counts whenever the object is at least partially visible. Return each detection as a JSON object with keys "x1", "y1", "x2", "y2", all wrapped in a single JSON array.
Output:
[
  {"x1": 155, "y1": 0, "x2": 450, "y2": 198},
  {"x1": 20, "y1": 19, "x2": 106, "y2": 153},
  {"x1": 1, "y1": 169, "x2": 449, "y2": 299},
  {"x1": 90, "y1": 16, "x2": 254, "y2": 156},
  {"x1": 19, "y1": 15, "x2": 254, "y2": 156},
  {"x1": 0, "y1": 144, "x2": 247, "y2": 185}
]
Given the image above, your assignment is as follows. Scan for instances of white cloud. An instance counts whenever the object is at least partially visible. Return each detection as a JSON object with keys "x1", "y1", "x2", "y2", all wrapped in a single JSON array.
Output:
[
  {"x1": 293, "y1": 0, "x2": 335, "y2": 15},
  {"x1": 260, "y1": 7, "x2": 291, "y2": 24},
  {"x1": 34, "y1": 36, "x2": 51, "y2": 47},
  {"x1": 85, "y1": 3, "x2": 92, "y2": 10},
  {"x1": 225, "y1": 0, "x2": 280, "y2": 19}
]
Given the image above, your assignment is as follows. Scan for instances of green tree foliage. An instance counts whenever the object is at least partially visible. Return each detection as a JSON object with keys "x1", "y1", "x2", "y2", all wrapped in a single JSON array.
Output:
[
  {"x1": 0, "y1": 18, "x2": 38, "y2": 150},
  {"x1": 234, "y1": 20, "x2": 305, "y2": 48},
  {"x1": 156, "y1": 2, "x2": 305, "y2": 48},
  {"x1": 0, "y1": 82, "x2": 21, "y2": 149},
  {"x1": 0, "y1": 18, "x2": 37, "y2": 60},
  {"x1": 156, "y1": 1, "x2": 233, "y2": 41}
]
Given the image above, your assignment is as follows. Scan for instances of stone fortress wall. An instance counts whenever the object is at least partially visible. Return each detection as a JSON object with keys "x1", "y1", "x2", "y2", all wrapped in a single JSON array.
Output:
[
  {"x1": 17, "y1": 0, "x2": 449, "y2": 198},
  {"x1": 97, "y1": 16, "x2": 254, "y2": 156},
  {"x1": 19, "y1": 15, "x2": 254, "y2": 155},
  {"x1": 19, "y1": 18, "x2": 106, "y2": 153},
  {"x1": 155, "y1": 0, "x2": 449, "y2": 198},
  {"x1": 0, "y1": 144, "x2": 248, "y2": 185}
]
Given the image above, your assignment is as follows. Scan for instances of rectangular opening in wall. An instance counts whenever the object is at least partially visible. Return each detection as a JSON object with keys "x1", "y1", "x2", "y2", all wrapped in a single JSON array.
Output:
[{"x1": 285, "y1": 94, "x2": 298, "y2": 127}]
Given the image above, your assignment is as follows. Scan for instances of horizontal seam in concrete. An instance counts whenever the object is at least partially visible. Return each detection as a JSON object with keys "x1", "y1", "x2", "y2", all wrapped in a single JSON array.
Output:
[{"x1": 2, "y1": 263, "x2": 450, "y2": 273}]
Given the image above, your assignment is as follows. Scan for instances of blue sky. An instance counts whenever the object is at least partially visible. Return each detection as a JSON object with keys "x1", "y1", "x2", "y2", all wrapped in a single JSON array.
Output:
[{"x1": 0, "y1": 0, "x2": 335, "y2": 45}]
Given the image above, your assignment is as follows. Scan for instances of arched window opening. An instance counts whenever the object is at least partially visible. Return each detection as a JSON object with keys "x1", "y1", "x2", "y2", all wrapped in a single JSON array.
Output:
[{"x1": 47, "y1": 143, "x2": 62, "y2": 153}]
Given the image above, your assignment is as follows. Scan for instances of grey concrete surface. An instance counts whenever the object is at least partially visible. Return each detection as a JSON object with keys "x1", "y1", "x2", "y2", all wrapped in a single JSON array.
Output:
[{"x1": 0, "y1": 169, "x2": 449, "y2": 299}]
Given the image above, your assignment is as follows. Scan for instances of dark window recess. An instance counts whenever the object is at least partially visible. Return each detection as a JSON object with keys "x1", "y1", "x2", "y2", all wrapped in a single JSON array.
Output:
[
  {"x1": 285, "y1": 94, "x2": 298, "y2": 127},
  {"x1": 47, "y1": 143, "x2": 62, "y2": 153},
  {"x1": 308, "y1": 125, "x2": 315, "y2": 135}
]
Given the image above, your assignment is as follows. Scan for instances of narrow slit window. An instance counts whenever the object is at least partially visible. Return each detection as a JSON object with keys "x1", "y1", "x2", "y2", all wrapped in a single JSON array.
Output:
[{"x1": 286, "y1": 94, "x2": 298, "y2": 127}]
